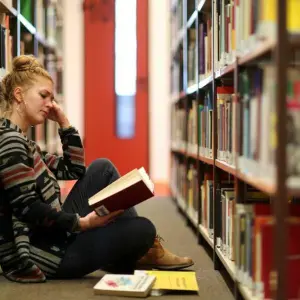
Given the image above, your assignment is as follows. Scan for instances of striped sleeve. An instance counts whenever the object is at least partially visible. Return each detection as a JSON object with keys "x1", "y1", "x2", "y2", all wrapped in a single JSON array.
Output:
[
  {"x1": 41, "y1": 126, "x2": 86, "y2": 180},
  {"x1": 0, "y1": 133, "x2": 79, "y2": 232}
]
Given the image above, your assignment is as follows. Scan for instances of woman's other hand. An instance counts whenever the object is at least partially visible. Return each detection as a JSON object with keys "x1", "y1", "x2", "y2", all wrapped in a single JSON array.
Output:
[{"x1": 79, "y1": 210, "x2": 124, "y2": 231}]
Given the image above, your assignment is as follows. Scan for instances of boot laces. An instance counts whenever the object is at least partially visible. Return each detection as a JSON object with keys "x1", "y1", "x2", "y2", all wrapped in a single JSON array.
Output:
[{"x1": 156, "y1": 234, "x2": 165, "y2": 243}]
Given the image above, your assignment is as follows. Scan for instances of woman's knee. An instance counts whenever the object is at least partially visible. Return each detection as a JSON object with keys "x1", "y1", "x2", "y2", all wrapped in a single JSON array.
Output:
[
  {"x1": 87, "y1": 158, "x2": 118, "y2": 175},
  {"x1": 133, "y1": 217, "x2": 156, "y2": 249}
]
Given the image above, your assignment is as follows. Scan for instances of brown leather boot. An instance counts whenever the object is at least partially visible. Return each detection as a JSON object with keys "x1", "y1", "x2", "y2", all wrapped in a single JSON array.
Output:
[{"x1": 137, "y1": 235, "x2": 194, "y2": 270}]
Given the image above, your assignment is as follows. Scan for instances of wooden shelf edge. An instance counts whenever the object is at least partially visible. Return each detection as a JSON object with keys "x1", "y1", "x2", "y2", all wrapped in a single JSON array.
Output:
[
  {"x1": 170, "y1": 186, "x2": 185, "y2": 210},
  {"x1": 199, "y1": 154, "x2": 213, "y2": 165},
  {"x1": 197, "y1": 0, "x2": 207, "y2": 13},
  {"x1": 215, "y1": 242, "x2": 259, "y2": 300},
  {"x1": 198, "y1": 74, "x2": 213, "y2": 89},
  {"x1": 19, "y1": 14, "x2": 36, "y2": 35},
  {"x1": 171, "y1": 148, "x2": 186, "y2": 155},
  {"x1": 215, "y1": 248, "x2": 235, "y2": 280},
  {"x1": 187, "y1": 11, "x2": 197, "y2": 29},
  {"x1": 235, "y1": 35, "x2": 300, "y2": 66},
  {"x1": 187, "y1": 152, "x2": 198, "y2": 159},
  {"x1": 238, "y1": 39, "x2": 275, "y2": 65},
  {"x1": 199, "y1": 224, "x2": 214, "y2": 248},
  {"x1": 186, "y1": 207, "x2": 198, "y2": 228},
  {"x1": 236, "y1": 170, "x2": 276, "y2": 195},
  {"x1": 238, "y1": 283, "x2": 259, "y2": 300},
  {"x1": 214, "y1": 63, "x2": 235, "y2": 79},
  {"x1": 215, "y1": 159, "x2": 236, "y2": 175},
  {"x1": 177, "y1": 194, "x2": 186, "y2": 211},
  {"x1": 187, "y1": 83, "x2": 197, "y2": 95},
  {"x1": 0, "y1": 1, "x2": 17, "y2": 16}
]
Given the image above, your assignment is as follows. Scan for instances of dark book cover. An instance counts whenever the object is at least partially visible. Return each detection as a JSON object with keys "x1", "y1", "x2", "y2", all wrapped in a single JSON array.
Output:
[{"x1": 89, "y1": 181, "x2": 154, "y2": 216}]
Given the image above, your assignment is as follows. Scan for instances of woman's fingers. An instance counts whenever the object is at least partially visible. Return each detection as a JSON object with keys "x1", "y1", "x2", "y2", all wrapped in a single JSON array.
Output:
[{"x1": 97, "y1": 210, "x2": 124, "y2": 226}]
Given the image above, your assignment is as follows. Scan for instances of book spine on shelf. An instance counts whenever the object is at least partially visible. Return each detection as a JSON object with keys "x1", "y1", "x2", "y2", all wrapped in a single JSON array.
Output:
[
  {"x1": 0, "y1": 13, "x2": 12, "y2": 79},
  {"x1": 216, "y1": 86, "x2": 234, "y2": 166}
]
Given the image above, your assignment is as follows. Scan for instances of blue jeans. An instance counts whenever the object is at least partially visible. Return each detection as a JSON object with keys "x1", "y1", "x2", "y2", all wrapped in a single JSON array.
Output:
[{"x1": 55, "y1": 158, "x2": 156, "y2": 278}]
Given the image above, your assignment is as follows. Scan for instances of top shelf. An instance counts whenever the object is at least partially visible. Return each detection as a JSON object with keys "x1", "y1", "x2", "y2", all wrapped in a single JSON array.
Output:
[
  {"x1": 238, "y1": 39, "x2": 275, "y2": 66},
  {"x1": 172, "y1": 0, "x2": 210, "y2": 55},
  {"x1": 180, "y1": 36, "x2": 300, "y2": 98},
  {"x1": 186, "y1": 0, "x2": 208, "y2": 28},
  {"x1": 19, "y1": 13, "x2": 36, "y2": 35},
  {"x1": 0, "y1": 0, "x2": 17, "y2": 16},
  {"x1": 0, "y1": 0, "x2": 59, "y2": 52}
]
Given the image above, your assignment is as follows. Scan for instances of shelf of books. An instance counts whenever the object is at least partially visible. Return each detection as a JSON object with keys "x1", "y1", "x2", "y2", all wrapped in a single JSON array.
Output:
[
  {"x1": 0, "y1": 0, "x2": 64, "y2": 154},
  {"x1": 170, "y1": 0, "x2": 300, "y2": 299}
]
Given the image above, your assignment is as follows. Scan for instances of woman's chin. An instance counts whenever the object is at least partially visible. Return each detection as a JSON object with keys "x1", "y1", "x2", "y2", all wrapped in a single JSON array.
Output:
[{"x1": 29, "y1": 117, "x2": 45, "y2": 126}]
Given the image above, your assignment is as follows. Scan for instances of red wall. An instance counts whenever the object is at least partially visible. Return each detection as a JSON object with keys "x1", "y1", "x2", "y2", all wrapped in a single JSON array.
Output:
[{"x1": 84, "y1": 0, "x2": 149, "y2": 175}]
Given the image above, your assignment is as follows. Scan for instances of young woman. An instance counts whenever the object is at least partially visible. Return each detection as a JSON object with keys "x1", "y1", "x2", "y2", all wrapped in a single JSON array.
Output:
[{"x1": 0, "y1": 55, "x2": 193, "y2": 283}]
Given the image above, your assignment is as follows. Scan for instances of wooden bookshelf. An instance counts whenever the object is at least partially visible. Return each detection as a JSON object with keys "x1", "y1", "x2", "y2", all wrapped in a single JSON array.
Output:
[
  {"x1": 0, "y1": 1, "x2": 16, "y2": 16},
  {"x1": 198, "y1": 73, "x2": 213, "y2": 89},
  {"x1": 215, "y1": 159, "x2": 235, "y2": 176},
  {"x1": 0, "y1": 0, "x2": 64, "y2": 154},
  {"x1": 170, "y1": 0, "x2": 300, "y2": 299},
  {"x1": 214, "y1": 63, "x2": 234, "y2": 79},
  {"x1": 199, "y1": 224, "x2": 213, "y2": 248}
]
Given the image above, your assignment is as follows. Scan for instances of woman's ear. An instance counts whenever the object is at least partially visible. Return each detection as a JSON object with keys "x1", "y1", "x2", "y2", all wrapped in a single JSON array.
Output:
[{"x1": 13, "y1": 86, "x2": 23, "y2": 103}]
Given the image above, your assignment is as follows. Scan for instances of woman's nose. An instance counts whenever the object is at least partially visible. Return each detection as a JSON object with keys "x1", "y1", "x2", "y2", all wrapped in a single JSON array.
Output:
[{"x1": 46, "y1": 100, "x2": 54, "y2": 108}]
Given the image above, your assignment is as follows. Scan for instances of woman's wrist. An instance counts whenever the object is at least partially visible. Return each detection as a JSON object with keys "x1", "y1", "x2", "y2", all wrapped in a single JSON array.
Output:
[
  {"x1": 58, "y1": 118, "x2": 71, "y2": 129},
  {"x1": 79, "y1": 216, "x2": 90, "y2": 231}
]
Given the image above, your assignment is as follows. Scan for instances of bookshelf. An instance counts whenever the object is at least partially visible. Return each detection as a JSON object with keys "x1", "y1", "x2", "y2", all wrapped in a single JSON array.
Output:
[
  {"x1": 0, "y1": 0, "x2": 64, "y2": 154},
  {"x1": 170, "y1": 0, "x2": 300, "y2": 299}
]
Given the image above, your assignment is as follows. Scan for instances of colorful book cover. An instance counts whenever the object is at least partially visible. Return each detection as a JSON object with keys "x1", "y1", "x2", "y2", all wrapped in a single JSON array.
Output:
[
  {"x1": 135, "y1": 270, "x2": 199, "y2": 292},
  {"x1": 93, "y1": 274, "x2": 156, "y2": 297}
]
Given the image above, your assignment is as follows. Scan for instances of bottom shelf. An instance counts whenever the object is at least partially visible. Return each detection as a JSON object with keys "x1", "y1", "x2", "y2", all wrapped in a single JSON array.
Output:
[
  {"x1": 215, "y1": 247, "x2": 235, "y2": 279},
  {"x1": 172, "y1": 193, "x2": 261, "y2": 300},
  {"x1": 199, "y1": 224, "x2": 214, "y2": 248},
  {"x1": 198, "y1": 226, "x2": 260, "y2": 300},
  {"x1": 239, "y1": 284, "x2": 259, "y2": 300}
]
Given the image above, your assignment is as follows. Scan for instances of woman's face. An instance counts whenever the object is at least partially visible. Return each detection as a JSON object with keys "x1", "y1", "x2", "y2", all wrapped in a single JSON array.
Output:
[{"x1": 17, "y1": 76, "x2": 54, "y2": 126}]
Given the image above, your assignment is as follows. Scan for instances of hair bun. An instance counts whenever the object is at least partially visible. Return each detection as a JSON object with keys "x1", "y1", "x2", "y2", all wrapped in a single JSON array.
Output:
[{"x1": 12, "y1": 55, "x2": 42, "y2": 72}]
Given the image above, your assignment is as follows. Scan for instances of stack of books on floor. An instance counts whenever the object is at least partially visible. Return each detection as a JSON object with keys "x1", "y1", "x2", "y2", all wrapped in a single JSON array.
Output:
[{"x1": 93, "y1": 270, "x2": 199, "y2": 297}]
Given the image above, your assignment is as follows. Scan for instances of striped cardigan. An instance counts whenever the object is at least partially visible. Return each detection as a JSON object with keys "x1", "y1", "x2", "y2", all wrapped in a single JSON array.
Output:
[{"x1": 0, "y1": 118, "x2": 86, "y2": 283}]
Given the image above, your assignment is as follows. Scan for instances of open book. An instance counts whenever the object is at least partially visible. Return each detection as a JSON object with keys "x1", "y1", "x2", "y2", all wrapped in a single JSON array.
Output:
[{"x1": 88, "y1": 167, "x2": 155, "y2": 216}]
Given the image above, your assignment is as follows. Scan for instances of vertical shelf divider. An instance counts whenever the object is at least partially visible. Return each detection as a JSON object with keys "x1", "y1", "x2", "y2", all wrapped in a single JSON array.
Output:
[{"x1": 274, "y1": 0, "x2": 288, "y2": 299}]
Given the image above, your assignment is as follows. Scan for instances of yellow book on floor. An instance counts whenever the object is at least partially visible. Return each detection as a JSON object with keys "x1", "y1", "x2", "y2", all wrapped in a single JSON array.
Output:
[
  {"x1": 134, "y1": 270, "x2": 199, "y2": 292},
  {"x1": 288, "y1": 0, "x2": 300, "y2": 33}
]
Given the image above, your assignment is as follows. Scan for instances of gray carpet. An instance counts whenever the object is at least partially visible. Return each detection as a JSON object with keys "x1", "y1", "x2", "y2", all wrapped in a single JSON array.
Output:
[{"x1": 0, "y1": 197, "x2": 234, "y2": 300}]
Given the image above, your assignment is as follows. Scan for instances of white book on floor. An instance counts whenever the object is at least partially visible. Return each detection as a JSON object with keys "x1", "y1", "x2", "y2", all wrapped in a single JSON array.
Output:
[{"x1": 93, "y1": 274, "x2": 156, "y2": 297}]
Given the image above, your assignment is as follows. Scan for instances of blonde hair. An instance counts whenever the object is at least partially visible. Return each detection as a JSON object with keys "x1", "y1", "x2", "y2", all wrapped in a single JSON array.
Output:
[{"x1": 0, "y1": 55, "x2": 53, "y2": 118}]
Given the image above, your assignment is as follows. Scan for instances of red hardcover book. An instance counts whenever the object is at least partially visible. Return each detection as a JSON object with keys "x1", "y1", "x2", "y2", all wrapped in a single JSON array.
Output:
[
  {"x1": 259, "y1": 218, "x2": 300, "y2": 299},
  {"x1": 88, "y1": 167, "x2": 155, "y2": 215}
]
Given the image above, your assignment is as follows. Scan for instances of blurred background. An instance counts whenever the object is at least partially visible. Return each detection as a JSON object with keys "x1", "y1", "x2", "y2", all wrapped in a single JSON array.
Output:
[{"x1": 0, "y1": 0, "x2": 171, "y2": 197}]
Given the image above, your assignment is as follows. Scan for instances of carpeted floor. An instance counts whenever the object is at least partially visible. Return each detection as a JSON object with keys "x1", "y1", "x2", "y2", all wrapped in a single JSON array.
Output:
[{"x1": 0, "y1": 197, "x2": 234, "y2": 300}]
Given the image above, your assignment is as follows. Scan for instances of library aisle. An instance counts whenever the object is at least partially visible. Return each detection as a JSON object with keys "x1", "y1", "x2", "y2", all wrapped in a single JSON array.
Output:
[{"x1": 0, "y1": 196, "x2": 233, "y2": 300}]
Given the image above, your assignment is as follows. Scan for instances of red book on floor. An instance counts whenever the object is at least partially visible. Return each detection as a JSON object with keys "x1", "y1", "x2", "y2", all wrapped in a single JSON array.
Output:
[{"x1": 88, "y1": 167, "x2": 155, "y2": 216}]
